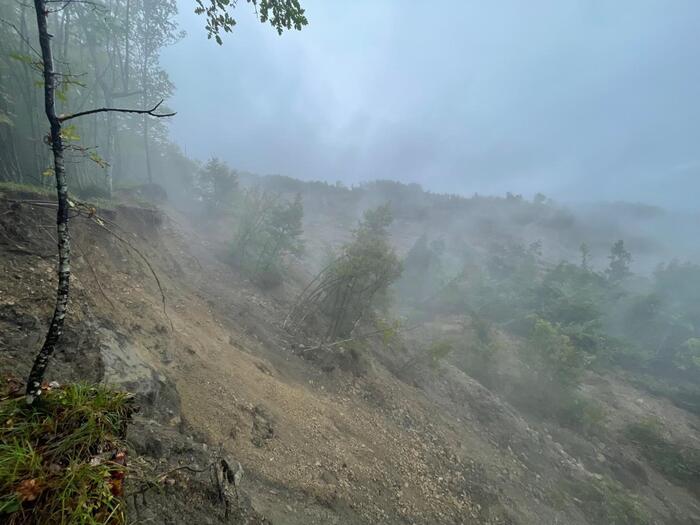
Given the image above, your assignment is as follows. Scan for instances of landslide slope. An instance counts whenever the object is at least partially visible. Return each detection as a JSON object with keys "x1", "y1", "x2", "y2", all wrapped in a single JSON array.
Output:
[{"x1": 1, "y1": 191, "x2": 698, "y2": 524}]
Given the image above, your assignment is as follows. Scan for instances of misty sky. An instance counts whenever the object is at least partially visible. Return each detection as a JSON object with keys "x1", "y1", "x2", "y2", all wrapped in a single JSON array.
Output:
[{"x1": 161, "y1": 1, "x2": 700, "y2": 209}]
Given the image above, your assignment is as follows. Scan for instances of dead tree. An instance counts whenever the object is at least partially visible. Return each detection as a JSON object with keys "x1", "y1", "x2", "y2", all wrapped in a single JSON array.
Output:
[{"x1": 25, "y1": 0, "x2": 173, "y2": 404}]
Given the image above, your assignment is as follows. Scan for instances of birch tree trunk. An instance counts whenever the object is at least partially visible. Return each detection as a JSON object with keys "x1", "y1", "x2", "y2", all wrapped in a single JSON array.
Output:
[{"x1": 26, "y1": 0, "x2": 71, "y2": 404}]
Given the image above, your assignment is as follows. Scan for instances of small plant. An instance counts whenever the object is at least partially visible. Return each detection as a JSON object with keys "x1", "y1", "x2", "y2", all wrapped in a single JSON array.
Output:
[
  {"x1": 0, "y1": 382, "x2": 136, "y2": 524},
  {"x1": 426, "y1": 340, "x2": 453, "y2": 369},
  {"x1": 556, "y1": 396, "x2": 606, "y2": 435}
]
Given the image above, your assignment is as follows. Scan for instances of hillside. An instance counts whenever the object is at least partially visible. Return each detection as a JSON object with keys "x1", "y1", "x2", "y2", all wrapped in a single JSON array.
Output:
[
  {"x1": 241, "y1": 175, "x2": 700, "y2": 273},
  {"x1": 1, "y1": 182, "x2": 698, "y2": 524}
]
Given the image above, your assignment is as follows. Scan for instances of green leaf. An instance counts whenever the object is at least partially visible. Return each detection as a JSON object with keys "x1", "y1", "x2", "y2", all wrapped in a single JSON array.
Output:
[{"x1": 59, "y1": 125, "x2": 80, "y2": 142}]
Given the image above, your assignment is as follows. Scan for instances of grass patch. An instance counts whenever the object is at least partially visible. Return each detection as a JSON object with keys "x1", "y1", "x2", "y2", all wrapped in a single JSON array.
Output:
[
  {"x1": 625, "y1": 418, "x2": 700, "y2": 491},
  {"x1": 0, "y1": 383, "x2": 136, "y2": 524}
]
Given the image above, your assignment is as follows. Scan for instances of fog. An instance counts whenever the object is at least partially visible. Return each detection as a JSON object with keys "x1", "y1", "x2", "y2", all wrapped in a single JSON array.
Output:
[
  {"x1": 163, "y1": 0, "x2": 700, "y2": 209},
  {"x1": 3, "y1": 1, "x2": 700, "y2": 522}
]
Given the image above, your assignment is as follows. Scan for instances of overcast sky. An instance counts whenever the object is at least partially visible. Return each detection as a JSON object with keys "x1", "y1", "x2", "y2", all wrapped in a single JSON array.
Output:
[{"x1": 161, "y1": 0, "x2": 700, "y2": 209}]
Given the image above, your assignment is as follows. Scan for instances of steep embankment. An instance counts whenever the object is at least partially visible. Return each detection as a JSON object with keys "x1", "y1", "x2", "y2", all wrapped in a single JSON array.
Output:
[{"x1": 1, "y1": 192, "x2": 698, "y2": 524}]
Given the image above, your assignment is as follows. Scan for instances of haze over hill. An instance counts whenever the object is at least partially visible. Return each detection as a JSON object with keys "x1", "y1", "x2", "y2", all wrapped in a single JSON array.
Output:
[{"x1": 163, "y1": 0, "x2": 700, "y2": 209}]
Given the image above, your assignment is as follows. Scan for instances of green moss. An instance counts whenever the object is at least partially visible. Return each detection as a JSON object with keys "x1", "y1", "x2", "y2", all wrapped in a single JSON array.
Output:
[{"x1": 0, "y1": 383, "x2": 136, "y2": 524}]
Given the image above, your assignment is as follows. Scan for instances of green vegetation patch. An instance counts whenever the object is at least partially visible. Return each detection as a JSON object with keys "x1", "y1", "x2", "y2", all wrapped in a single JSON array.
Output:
[
  {"x1": 0, "y1": 181, "x2": 55, "y2": 199},
  {"x1": 625, "y1": 418, "x2": 700, "y2": 491},
  {"x1": 0, "y1": 383, "x2": 136, "y2": 524}
]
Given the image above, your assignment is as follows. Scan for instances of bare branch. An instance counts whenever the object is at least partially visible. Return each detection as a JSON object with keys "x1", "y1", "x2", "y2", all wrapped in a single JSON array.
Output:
[
  {"x1": 0, "y1": 17, "x2": 42, "y2": 58},
  {"x1": 58, "y1": 99, "x2": 175, "y2": 122}
]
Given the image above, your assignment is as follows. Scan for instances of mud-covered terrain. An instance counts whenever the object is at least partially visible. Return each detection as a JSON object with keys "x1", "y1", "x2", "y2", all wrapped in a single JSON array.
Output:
[{"x1": 1, "y1": 189, "x2": 698, "y2": 524}]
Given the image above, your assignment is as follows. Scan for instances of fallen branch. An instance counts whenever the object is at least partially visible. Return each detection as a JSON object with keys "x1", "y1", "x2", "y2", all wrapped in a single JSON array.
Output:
[
  {"x1": 73, "y1": 239, "x2": 116, "y2": 310},
  {"x1": 88, "y1": 217, "x2": 173, "y2": 331},
  {"x1": 303, "y1": 323, "x2": 421, "y2": 353}
]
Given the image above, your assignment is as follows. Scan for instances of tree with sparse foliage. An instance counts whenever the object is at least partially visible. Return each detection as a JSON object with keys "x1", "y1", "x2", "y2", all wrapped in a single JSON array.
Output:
[
  {"x1": 606, "y1": 240, "x2": 632, "y2": 283},
  {"x1": 231, "y1": 187, "x2": 304, "y2": 285},
  {"x1": 198, "y1": 157, "x2": 239, "y2": 213},
  {"x1": 255, "y1": 192, "x2": 304, "y2": 273}
]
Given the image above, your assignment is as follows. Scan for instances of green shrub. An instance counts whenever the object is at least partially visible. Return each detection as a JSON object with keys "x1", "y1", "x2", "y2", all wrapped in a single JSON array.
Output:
[
  {"x1": 556, "y1": 396, "x2": 606, "y2": 435},
  {"x1": 425, "y1": 339, "x2": 453, "y2": 369},
  {"x1": 625, "y1": 418, "x2": 700, "y2": 489}
]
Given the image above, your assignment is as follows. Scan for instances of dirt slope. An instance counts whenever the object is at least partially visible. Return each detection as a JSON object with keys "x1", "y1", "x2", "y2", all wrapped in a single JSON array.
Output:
[{"x1": 1, "y1": 193, "x2": 698, "y2": 524}]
